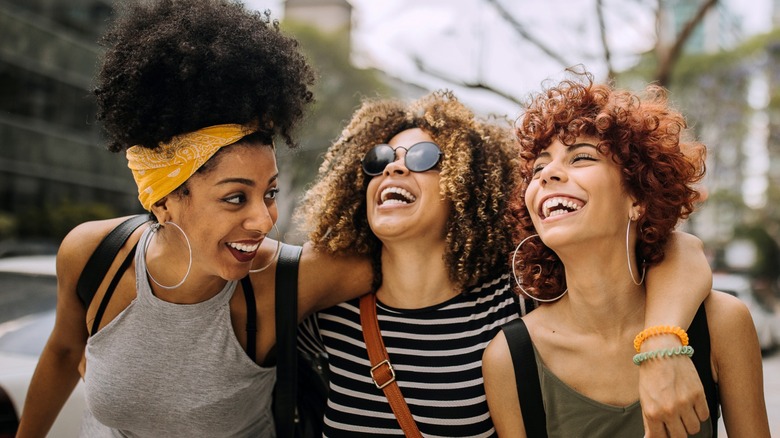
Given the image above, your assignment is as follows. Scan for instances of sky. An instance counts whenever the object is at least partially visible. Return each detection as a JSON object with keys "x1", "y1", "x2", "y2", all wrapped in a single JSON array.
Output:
[{"x1": 244, "y1": 0, "x2": 774, "y2": 117}]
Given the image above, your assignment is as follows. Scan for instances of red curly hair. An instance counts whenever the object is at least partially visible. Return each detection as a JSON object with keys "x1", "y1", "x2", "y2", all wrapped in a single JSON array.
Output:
[{"x1": 511, "y1": 73, "x2": 706, "y2": 300}]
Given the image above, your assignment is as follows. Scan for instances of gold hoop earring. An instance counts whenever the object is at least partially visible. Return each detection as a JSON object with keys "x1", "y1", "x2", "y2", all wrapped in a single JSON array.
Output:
[
  {"x1": 249, "y1": 224, "x2": 281, "y2": 273},
  {"x1": 511, "y1": 234, "x2": 567, "y2": 303},
  {"x1": 626, "y1": 217, "x2": 646, "y2": 285},
  {"x1": 145, "y1": 221, "x2": 192, "y2": 290}
]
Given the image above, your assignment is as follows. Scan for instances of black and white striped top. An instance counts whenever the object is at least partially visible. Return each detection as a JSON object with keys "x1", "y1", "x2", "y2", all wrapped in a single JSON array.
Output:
[{"x1": 298, "y1": 273, "x2": 532, "y2": 438}]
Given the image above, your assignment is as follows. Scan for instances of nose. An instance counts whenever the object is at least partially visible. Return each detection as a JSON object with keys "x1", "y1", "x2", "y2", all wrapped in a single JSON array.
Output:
[
  {"x1": 245, "y1": 200, "x2": 276, "y2": 235},
  {"x1": 383, "y1": 146, "x2": 409, "y2": 176},
  {"x1": 539, "y1": 159, "x2": 565, "y2": 185}
]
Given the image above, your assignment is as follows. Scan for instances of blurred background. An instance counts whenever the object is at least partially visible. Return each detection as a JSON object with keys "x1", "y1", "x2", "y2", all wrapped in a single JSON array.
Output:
[
  {"x1": 3, "y1": 0, "x2": 779, "y2": 307},
  {"x1": 0, "y1": 0, "x2": 778, "y2": 434}
]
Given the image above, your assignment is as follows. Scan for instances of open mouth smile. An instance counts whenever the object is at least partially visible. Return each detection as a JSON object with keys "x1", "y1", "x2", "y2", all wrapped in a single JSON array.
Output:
[
  {"x1": 380, "y1": 186, "x2": 417, "y2": 205},
  {"x1": 541, "y1": 196, "x2": 584, "y2": 219},
  {"x1": 227, "y1": 241, "x2": 261, "y2": 253}
]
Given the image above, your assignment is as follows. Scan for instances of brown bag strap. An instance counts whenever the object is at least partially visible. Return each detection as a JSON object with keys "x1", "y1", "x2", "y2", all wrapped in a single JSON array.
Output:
[{"x1": 359, "y1": 293, "x2": 423, "y2": 438}]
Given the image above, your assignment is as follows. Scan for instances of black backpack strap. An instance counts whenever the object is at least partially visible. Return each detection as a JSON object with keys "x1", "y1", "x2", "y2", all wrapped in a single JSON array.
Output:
[
  {"x1": 240, "y1": 276, "x2": 258, "y2": 363},
  {"x1": 77, "y1": 214, "x2": 148, "y2": 307},
  {"x1": 688, "y1": 304, "x2": 720, "y2": 437},
  {"x1": 273, "y1": 243, "x2": 303, "y2": 438},
  {"x1": 502, "y1": 318, "x2": 548, "y2": 437},
  {"x1": 89, "y1": 245, "x2": 138, "y2": 336}
]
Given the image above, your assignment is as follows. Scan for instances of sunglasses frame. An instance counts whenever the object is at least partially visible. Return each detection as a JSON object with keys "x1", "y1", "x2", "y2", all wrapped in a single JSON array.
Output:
[{"x1": 361, "y1": 141, "x2": 443, "y2": 176}]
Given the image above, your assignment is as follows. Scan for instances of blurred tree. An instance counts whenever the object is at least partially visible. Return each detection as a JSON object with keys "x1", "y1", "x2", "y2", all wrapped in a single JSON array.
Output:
[
  {"x1": 275, "y1": 21, "x2": 393, "y2": 241},
  {"x1": 410, "y1": 0, "x2": 719, "y2": 104}
]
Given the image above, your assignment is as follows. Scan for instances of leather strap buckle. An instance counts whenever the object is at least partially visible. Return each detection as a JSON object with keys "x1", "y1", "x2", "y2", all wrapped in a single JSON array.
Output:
[{"x1": 370, "y1": 359, "x2": 396, "y2": 389}]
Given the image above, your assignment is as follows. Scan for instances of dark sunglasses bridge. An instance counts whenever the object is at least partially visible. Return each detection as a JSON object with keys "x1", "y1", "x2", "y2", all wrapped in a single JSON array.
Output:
[{"x1": 361, "y1": 141, "x2": 443, "y2": 176}]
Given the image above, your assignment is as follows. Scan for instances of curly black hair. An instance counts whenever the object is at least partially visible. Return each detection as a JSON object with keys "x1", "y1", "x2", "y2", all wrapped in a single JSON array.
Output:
[
  {"x1": 94, "y1": 0, "x2": 315, "y2": 152},
  {"x1": 296, "y1": 91, "x2": 521, "y2": 291}
]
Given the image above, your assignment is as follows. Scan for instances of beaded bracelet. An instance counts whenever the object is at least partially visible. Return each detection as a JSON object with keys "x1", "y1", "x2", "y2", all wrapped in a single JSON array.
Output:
[
  {"x1": 633, "y1": 325, "x2": 689, "y2": 352},
  {"x1": 633, "y1": 346, "x2": 694, "y2": 366}
]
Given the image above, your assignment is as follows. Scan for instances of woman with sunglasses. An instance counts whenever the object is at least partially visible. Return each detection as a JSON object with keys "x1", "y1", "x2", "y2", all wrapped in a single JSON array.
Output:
[
  {"x1": 482, "y1": 76, "x2": 770, "y2": 437},
  {"x1": 295, "y1": 90, "x2": 714, "y2": 437}
]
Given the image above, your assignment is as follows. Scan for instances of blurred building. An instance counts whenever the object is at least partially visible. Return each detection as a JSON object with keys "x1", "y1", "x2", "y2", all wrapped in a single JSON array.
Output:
[{"x1": 0, "y1": 0, "x2": 139, "y2": 226}]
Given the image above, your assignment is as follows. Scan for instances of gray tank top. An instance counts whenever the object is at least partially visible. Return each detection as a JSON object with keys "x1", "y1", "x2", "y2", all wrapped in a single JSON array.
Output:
[{"x1": 81, "y1": 227, "x2": 276, "y2": 437}]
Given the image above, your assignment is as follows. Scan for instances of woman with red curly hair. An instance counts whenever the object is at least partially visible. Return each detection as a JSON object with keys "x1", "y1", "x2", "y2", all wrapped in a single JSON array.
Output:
[{"x1": 483, "y1": 75, "x2": 770, "y2": 437}]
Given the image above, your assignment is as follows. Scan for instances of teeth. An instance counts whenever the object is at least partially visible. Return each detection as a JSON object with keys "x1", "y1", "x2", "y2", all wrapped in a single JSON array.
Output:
[
  {"x1": 228, "y1": 242, "x2": 260, "y2": 253},
  {"x1": 542, "y1": 197, "x2": 582, "y2": 218},
  {"x1": 380, "y1": 187, "x2": 416, "y2": 204}
]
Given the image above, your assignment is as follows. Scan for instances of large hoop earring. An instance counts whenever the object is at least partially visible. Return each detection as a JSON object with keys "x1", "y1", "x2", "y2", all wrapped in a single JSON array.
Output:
[
  {"x1": 249, "y1": 224, "x2": 281, "y2": 273},
  {"x1": 146, "y1": 221, "x2": 192, "y2": 290},
  {"x1": 511, "y1": 234, "x2": 567, "y2": 303},
  {"x1": 626, "y1": 217, "x2": 646, "y2": 285}
]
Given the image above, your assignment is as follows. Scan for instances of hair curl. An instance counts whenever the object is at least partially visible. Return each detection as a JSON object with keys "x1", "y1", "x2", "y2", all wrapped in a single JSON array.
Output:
[
  {"x1": 94, "y1": 0, "x2": 315, "y2": 152},
  {"x1": 295, "y1": 91, "x2": 521, "y2": 291},
  {"x1": 511, "y1": 73, "x2": 706, "y2": 300}
]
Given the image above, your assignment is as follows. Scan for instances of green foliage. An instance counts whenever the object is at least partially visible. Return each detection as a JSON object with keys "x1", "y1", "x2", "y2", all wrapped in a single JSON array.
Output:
[
  {"x1": 275, "y1": 20, "x2": 394, "y2": 237},
  {"x1": 16, "y1": 200, "x2": 116, "y2": 242},
  {"x1": 0, "y1": 211, "x2": 17, "y2": 240},
  {"x1": 283, "y1": 20, "x2": 392, "y2": 159}
]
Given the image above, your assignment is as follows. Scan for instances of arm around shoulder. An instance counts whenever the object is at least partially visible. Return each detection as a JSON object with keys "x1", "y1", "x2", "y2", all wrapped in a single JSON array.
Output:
[
  {"x1": 296, "y1": 242, "x2": 373, "y2": 319},
  {"x1": 707, "y1": 291, "x2": 770, "y2": 437},
  {"x1": 482, "y1": 331, "x2": 527, "y2": 438},
  {"x1": 640, "y1": 231, "x2": 712, "y2": 437},
  {"x1": 645, "y1": 231, "x2": 711, "y2": 330}
]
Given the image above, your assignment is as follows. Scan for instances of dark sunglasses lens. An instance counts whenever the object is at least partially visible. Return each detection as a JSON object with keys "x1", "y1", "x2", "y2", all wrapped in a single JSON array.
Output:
[
  {"x1": 362, "y1": 145, "x2": 395, "y2": 175},
  {"x1": 406, "y1": 142, "x2": 442, "y2": 172}
]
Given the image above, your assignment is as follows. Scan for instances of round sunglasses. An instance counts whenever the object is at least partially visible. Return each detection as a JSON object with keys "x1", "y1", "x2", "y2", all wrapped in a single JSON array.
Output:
[{"x1": 361, "y1": 141, "x2": 443, "y2": 176}]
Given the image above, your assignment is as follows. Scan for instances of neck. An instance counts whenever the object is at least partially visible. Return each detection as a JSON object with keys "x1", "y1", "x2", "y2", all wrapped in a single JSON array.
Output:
[
  {"x1": 375, "y1": 240, "x2": 459, "y2": 309},
  {"x1": 552, "y1": 241, "x2": 647, "y2": 337}
]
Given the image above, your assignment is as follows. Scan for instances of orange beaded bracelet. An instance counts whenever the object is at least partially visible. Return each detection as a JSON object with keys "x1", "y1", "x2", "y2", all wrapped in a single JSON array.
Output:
[{"x1": 633, "y1": 325, "x2": 689, "y2": 352}]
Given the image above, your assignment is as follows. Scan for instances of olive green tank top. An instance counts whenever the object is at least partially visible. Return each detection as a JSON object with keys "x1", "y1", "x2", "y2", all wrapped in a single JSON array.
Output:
[{"x1": 535, "y1": 348, "x2": 713, "y2": 437}]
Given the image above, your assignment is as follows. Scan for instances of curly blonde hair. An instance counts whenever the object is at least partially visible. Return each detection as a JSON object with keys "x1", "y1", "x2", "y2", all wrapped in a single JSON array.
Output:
[
  {"x1": 296, "y1": 91, "x2": 521, "y2": 291},
  {"x1": 511, "y1": 74, "x2": 706, "y2": 300}
]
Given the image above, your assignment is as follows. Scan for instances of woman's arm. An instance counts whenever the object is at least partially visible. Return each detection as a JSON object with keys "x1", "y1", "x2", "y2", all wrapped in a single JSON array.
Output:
[
  {"x1": 16, "y1": 224, "x2": 95, "y2": 437},
  {"x1": 640, "y1": 231, "x2": 712, "y2": 438},
  {"x1": 482, "y1": 331, "x2": 527, "y2": 438},
  {"x1": 297, "y1": 242, "x2": 373, "y2": 320},
  {"x1": 708, "y1": 291, "x2": 770, "y2": 437}
]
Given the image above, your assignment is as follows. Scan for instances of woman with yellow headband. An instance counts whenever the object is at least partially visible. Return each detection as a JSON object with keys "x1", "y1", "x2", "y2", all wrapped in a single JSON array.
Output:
[{"x1": 17, "y1": 0, "x2": 370, "y2": 436}]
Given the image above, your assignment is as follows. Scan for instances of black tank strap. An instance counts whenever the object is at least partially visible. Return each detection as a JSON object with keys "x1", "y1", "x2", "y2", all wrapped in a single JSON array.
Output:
[
  {"x1": 502, "y1": 318, "x2": 548, "y2": 437},
  {"x1": 688, "y1": 304, "x2": 720, "y2": 436}
]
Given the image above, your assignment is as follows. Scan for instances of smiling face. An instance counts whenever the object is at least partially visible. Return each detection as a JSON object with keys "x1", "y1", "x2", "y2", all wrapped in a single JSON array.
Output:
[
  {"x1": 365, "y1": 128, "x2": 451, "y2": 245},
  {"x1": 158, "y1": 142, "x2": 279, "y2": 281},
  {"x1": 525, "y1": 136, "x2": 636, "y2": 249}
]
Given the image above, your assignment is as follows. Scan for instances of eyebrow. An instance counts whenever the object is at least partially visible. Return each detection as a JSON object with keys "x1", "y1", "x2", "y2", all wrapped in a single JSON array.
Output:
[
  {"x1": 536, "y1": 142, "x2": 599, "y2": 159},
  {"x1": 216, "y1": 174, "x2": 279, "y2": 187}
]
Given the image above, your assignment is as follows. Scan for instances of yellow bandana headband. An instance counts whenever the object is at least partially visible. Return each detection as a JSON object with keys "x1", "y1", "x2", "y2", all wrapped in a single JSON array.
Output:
[{"x1": 126, "y1": 123, "x2": 258, "y2": 210}]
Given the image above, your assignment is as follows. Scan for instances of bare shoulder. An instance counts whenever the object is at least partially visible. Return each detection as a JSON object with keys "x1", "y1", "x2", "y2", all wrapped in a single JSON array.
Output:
[
  {"x1": 704, "y1": 290, "x2": 756, "y2": 360},
  {"x1": 704, "y1": 290, "x2": 752, "y2": 330},
  {"x1": 57, "y1": 216, "x2": 148, "y2": 286},
  {"x1": 483, "y1": 329, "x2": 511, "y2": 365}
]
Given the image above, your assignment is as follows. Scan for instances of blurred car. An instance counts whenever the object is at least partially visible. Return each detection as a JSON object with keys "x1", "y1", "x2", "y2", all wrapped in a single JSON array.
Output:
[
  {"x1": 712, "y1": 272, "x2": 779, "y2": 353},
  {"x1": 0, "y1": 255, "x2": 86, "y2": 437}
]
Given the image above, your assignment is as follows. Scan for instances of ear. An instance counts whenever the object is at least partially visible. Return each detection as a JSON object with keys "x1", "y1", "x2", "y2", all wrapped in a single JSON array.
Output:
[
  {"x1": 149, "y1": 196, "x2": 172, "y2": 224},
  {"x1": 629, "y1": 201, "x2": 645, "y2": 221}
]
